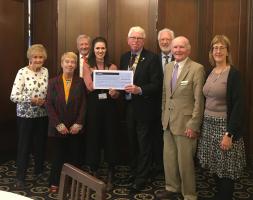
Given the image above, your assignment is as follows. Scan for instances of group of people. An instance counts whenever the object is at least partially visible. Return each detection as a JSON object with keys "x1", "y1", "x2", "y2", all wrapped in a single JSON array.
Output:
[{"x1": 10, "y1": 26, "x2": 246, "y2": 200}]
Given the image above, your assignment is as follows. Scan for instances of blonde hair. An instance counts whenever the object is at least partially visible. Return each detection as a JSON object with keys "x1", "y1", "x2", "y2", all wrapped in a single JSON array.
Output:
[
  {"x1": 209, "y1": 35, "x2": 233, "y2": 67},
  {"x1": 61, "y1": 52, "x2": 77, "y2": 63},
  {"x1": 27, "y1": 44, "x2": 47, "y2": 60},
  {"x1": 128, "y1": 26, "x2": 146, "y2": 38}
]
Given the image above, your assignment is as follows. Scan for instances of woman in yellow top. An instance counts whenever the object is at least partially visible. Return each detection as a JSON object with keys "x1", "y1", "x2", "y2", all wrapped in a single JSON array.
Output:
[{"x1": 46, "y1": 52, "x2": 87, "y2": 192}]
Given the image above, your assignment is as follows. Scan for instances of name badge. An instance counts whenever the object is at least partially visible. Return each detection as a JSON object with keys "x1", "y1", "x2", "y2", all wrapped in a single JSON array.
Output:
[
  {"x1": 180, "y1": 80, "x2": 189, "y2": 86},
  {"x1": 98, "y1": 93, "x2": 107, "y2": 99}
]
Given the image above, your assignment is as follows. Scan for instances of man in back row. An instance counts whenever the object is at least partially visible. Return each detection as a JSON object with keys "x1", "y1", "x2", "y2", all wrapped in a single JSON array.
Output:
[
  {"x1": 76, "y1": 34, "x2": 91, "y2": 77},
  {"x1": 151, "y1": 28, "x2": 175, "y2": 175}
]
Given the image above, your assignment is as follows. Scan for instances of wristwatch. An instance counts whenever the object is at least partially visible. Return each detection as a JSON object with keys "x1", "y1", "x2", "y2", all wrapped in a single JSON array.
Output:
[{"x1": 225, "y1": 132, "x2": 233, "y2": 138}]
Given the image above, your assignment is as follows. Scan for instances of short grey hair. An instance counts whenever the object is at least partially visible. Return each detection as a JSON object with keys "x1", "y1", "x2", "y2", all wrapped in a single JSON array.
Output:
[
  {"x1": 128, "y1": 26, "x2": 146, "y2": 38},
  {"x1": 76, "y1": 34, "x2": 91, "y2": 44},
  {"x1": 157, "y1": 28, "x2": 175, "y2": 40}
]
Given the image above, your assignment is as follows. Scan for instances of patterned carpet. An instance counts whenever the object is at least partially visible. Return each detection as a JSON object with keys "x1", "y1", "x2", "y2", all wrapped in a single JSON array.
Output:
[{"x1": 0, "y1": 159, "x2": 252, "y2": 200}]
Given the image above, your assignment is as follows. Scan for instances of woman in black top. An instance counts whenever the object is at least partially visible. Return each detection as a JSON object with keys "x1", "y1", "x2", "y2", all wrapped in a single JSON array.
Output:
[{"x1": 83, "y1": 37, "x2": 120, "y2": 191}]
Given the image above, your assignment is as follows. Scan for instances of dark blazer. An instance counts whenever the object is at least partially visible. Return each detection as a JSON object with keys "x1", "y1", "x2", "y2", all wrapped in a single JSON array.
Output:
[
  {"x1": 46, "y1": 75, "x2": 87, "y2": 137},
  {"x1": 120, "y1": 48, "x2": 163, "y2": 121},
  {"x1": 226, "y1": 66, "x2": 244, "y2": 140}
]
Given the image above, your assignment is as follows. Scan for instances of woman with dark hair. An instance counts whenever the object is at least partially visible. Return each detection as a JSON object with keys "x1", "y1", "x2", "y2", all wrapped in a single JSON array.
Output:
[
  {"x1": 83, "y1": 37, "x2": 119, "y2": 190},
  {"x1": 197, "y1": 35, "x2": 246, "y2": 200}
]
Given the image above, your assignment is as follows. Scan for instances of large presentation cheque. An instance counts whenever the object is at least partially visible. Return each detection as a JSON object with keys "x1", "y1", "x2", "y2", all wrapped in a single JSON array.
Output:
[{"x1": 93, "y1": 70, "x2": 133, "y2": 90}]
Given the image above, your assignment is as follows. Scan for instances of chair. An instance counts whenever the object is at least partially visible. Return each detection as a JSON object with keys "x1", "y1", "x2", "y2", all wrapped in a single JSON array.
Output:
[{"x1": 58, "y1": 163, "x2": 106, "y2": 200}]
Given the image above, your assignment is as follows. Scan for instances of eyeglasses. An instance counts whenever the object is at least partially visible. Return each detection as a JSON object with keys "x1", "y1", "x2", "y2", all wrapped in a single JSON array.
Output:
[
  {"x1": 213, "y1": 46, "x2": 227, "y2": 52},
  {"x1": 129, "y1": 37, "x2": 144, "y2": 41}
]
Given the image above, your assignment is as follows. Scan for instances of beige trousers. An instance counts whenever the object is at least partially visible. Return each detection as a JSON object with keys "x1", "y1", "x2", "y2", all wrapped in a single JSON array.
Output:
[{"x1": 163, "y1": 129, "x2": 197, "y2": 200}]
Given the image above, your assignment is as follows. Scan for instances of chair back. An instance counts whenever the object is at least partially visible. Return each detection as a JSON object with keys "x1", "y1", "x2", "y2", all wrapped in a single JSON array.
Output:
[{"x1": 58, "y1": 163, "x2": 106, "y2": 200}]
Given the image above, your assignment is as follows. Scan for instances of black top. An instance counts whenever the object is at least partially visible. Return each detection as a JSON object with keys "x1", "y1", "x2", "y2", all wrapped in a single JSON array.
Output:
[{"x1": 226, "y1": 66, "x2": 244, "y2": 140}]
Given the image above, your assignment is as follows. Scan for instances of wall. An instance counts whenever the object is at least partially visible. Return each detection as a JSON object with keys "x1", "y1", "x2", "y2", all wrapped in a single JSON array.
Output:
[{"x1": 0, "y1": 0, "x2": 26, "y2": 157}]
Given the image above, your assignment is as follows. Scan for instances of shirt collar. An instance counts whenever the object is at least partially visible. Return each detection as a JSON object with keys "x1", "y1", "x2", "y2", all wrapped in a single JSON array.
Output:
[{"x1": 174, "y1": 57, "x2": 188, "y2": 68}]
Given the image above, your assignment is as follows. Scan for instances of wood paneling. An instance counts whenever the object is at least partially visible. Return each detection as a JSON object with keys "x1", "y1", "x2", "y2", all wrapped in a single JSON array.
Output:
[
  {"x1": 58, "y1": 0, "x2": 105, "y2": 65},
  {"x1": 0, "y1": 0, "x2": 26, "y2": 152},
  {"x1": 107, "y1": 0, "x2": 158, "y2": 66},
  {"x1": 32, "y1": 0, "x2": 58, "y2": 77},
  {"x1": 158, "y1": 0, "x2": 200, "y2": 60}
]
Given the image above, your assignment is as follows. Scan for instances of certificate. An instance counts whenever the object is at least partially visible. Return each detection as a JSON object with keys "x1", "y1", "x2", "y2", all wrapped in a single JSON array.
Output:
[{"x1": 93, "y1": 70, "x2": 133, "y2": 90}]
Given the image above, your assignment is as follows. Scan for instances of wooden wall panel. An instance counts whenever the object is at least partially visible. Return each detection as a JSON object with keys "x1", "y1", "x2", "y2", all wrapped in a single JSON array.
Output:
[
  {"x1": 158, "y1": 0, "x2": 199, "y2": 60},
  {"x1": 58, "y1": 0, "x2": 105, "y2": 66},
  {"x1": 32, "y1": 0, "x2": 58, "y2": 77},
  {"x1": 0, "y1": 0, "x2": 26, "y2": 153},
  {"x1": 107, "y1": 0, "x2": 158, "y2": 66},
  {"x1": 213, "y1": 0, "x2": 242, "y2": 66}
]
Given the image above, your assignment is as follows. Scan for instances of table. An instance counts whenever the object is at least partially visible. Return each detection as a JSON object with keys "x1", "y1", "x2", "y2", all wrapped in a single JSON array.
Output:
[{"x1": 0, "y1": 190, "x2": 32, "y2": 200}]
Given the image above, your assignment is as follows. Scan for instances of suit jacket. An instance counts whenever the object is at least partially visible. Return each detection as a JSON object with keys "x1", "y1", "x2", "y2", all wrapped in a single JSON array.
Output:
[
  {"x1": 162, "y1": 58, "x2": 205, "y2": 135},
  {"x1": 120, "y1": 49, "x2": 163, "y2": 121},
  {"x1": 46, "y1": 75, "x2": 87, "y2": 137}
]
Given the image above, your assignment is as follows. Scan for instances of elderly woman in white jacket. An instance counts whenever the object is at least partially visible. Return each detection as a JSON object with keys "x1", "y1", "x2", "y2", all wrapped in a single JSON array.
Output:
[{"x1": 10, "y1": 44, "x2": 48, "y2": 188}]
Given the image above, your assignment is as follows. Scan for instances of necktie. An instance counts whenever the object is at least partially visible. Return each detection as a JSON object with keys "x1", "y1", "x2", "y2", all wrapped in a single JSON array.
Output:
[
  {"x1": 171, "y1": 63, "x2": 179, "y2": 92},
  {"x1": 164, "y1": 55, "x2": 169, "y2": 65},
  {"x1": 129, "y1": 54, "x2": 137, "y2": 69},
  {"x1": 83, "y1": 56, "x2": 88, "y2": 65},
  {"x1": 125, "y1": 54, "x2": 137, "y2": 100}
]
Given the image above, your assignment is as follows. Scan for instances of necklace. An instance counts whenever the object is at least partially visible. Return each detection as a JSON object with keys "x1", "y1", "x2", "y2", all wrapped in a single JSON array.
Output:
[
  {"x1": 65, "y1": 79, "x2": 72, "y2": 86},
  {"x1": 211, "y1": 66, "x2": 227, "y2": 82}
]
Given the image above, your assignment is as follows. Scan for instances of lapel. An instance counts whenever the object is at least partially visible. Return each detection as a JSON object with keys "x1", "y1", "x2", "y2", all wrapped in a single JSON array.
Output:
[
  {"x1": 171, "y1": 58, "x2": 191, "y2": 96},
  {"x1": 67, "y1": 76, "x2": 78, "y2": 104},
  {"x1": 56, "y1": 75, "x2": 66, "y2": 105},
  {"x1": 167, "y1": 62, "x2": 174, "y2": 96}
]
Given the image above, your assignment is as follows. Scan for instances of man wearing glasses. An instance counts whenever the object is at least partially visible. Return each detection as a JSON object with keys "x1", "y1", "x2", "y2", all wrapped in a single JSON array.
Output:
[{"x1": 120, "y1": 26, "x2": 163, "y2": 191}]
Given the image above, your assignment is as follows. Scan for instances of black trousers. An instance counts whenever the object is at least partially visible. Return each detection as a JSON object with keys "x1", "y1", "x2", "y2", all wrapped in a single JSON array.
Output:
[
  {"x1": 214, "y1": 175, "x2": 234, "y2": 200},
  {"x1": 126, "y1": 102, "x2": 152, "y2": 183},
  {"x1": 16, "y1": 116, "x2": 48, "y2": 181},
  {"x1": 85, "y1": 92, "x2": 118, "y2": 171},
  {"x1": 49, "y1": 135, "x2": 81, "y2": 186},
  {"x1": 150, "y1": 117, "x2": 163, "y2": 170}
]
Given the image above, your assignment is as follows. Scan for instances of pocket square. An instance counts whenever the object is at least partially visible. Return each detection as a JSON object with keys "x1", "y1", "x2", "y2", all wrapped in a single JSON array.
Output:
[{"x1": 180, "y1": 80, "x2": 189, "y2": 86}]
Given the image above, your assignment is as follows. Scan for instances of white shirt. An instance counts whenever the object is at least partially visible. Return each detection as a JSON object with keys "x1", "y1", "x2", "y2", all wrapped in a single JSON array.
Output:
[
  {"x1": 10, "y1": 66, "x2": 48, "y2": 118},
  {"x1": 173, "y1": 57, "x2": 188, "y2": 79},
  {"x1": 161, "y1": 52, "x2": 173, "y2": 72}
]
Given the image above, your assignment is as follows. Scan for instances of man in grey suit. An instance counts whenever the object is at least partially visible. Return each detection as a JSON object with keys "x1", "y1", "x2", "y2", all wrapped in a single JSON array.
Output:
[{"x1": 156, "y1": 36, "x2": 205, "y2": 200}]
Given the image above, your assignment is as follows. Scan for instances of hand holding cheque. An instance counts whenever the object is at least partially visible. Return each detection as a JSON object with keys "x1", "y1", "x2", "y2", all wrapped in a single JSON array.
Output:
[{"x1": 93, "y1": 70, "x2": 133, "y2": 90}]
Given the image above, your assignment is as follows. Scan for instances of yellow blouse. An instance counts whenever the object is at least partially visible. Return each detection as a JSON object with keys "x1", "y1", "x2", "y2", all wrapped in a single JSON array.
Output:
[{"x1": 62, "y1": 75, "x2": 72, "y2": 103}]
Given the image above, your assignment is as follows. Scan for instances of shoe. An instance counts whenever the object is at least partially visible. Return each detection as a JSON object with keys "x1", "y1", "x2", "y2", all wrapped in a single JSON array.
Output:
[
  {"x1": 15, "y1": 179, "x2": 25, "y2": 188},
  {"x1": 106, "y1": 170, "x2": 113, "y2": 191},
  {"x1": 50, "y1": 185, "x2": 59, "y2": 193},
  {"x1": 135, "y1": 180, "x2": 146, "y2": 190},
  {"x1": 34, "y1": 172, "x2": 47, "y2": 182},
  {"x1": 124, "y1": 174, "x2": 135, "y2": 184},
  {"x1": 155, "y1": 190, "x2": 176, "y2": 199}
]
